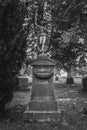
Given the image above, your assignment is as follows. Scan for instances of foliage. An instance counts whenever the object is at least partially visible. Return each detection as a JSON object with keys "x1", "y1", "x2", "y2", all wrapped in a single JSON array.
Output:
[
  {"x1": 25, "y1": 0, "x2": 87, "y2": 72},
  {"x1": 0, "y1": 0, "x2": 28, "y2": 111},
  {"x1": 24, "y1": 0, "x2": 38, "y2": 61},
  {"x1": 18, "y1": 0, "x2": 87, "y2": 74},
  {"x1": 50, "y1": 0, "x2": 87, "y2": 72},
  {"x1": 25, "y1": 0, "x2": 52, "y2": 61}
]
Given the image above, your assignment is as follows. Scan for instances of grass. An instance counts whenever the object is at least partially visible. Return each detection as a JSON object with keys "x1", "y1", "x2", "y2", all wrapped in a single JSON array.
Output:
[{"x1": 0, "y1": 81, "x2": 87, "y2": 130}]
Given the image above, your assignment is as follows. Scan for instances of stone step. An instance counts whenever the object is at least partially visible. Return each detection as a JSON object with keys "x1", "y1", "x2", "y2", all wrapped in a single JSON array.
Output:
[{"x1": 24, "y1": 110, "x2": 61, "y2": 122}]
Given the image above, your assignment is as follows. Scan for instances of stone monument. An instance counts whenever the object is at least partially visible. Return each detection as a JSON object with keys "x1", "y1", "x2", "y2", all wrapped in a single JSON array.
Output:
[
  {"x1": 82, "y1": 75, "x2": 87, "y2": 91},
  {"x1": 24, "y1": 24, "x2": 60, "y2": 122},
  {"x1": 18, "y1": 76, "x2": 29, "y2": 91}
]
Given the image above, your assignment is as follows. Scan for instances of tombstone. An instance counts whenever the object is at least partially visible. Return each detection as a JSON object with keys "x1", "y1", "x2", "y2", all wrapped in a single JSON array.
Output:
[
  {"x1": 18, "y1": 76, "x2": 29, "y2": 91},
  {"x1": 73, "y1": 75, "x2": 82, "y2": 84},
  {"x1": 66, "y1": 77, "x2": 74, "y2": 84},
  {"x1": 82, "y1": 75, "x2": 87, "y2": 91},
  {"x1": 24, "y1": 54, "x2": 61, "y2": 122}
]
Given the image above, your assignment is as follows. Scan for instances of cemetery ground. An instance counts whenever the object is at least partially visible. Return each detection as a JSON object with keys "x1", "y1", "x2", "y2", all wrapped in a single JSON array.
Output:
[{"x1": 0, "y1": 78, "x2": 87, "y2": 130}]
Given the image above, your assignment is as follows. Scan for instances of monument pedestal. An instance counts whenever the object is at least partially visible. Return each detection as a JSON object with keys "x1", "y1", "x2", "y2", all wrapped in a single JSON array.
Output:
[
  {"x1": 24, "y1": 110, "x2": 61, "y2": 122},
  {"x1": 24, "y1": 54, "x2": 60, "y2": 122}
]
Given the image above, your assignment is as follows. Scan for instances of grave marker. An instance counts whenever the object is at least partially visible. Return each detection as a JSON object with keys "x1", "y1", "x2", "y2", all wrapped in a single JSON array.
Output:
[{"x1": 24, "y1": 54, "x2": 61, "y2": 121}]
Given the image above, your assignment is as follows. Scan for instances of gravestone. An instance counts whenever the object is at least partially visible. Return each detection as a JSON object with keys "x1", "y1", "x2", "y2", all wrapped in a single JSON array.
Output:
[
  {"x1": 18, "y1": 76, "x2": 29, "y2": 91},
  {"x1": 82, "y1": 76, "x2": 87, "y2": 91},
  {"x1": 66, "y1": 77, "x2": 74, "y2": 84},
  {"x1": 24, "y1": 54, "x2": 61, "y2": 122}
]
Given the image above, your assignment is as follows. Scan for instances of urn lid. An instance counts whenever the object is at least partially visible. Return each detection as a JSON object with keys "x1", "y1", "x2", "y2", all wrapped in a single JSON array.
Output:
[{"x1": 31, "y1": 54, "x2": 56, "y2": 66}]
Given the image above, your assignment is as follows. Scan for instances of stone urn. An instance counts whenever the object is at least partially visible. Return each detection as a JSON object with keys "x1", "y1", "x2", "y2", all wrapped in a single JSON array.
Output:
[{"x1": 24, "y1": 54, "x2": 61, "y2": 122}]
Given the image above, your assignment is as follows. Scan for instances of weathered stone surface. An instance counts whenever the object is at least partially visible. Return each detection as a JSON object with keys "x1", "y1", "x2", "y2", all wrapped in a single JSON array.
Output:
[
  {"x1": 24, "y1": 110, "x2": 61, "y2": 122},
  {"x1": 18, "y1": 76, "x2": 29, "y2": 91},
  {"x1": 24, "y1": 54, "x2": 59, "y2": 121}
]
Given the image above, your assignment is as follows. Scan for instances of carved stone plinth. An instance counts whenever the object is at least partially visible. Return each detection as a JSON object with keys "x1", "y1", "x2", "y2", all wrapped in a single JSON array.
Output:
[
  {"x1": 24, "y1": 54, "x2": 60, "y2": 121},
  {"x1": 24, "y1": 110, "x2": 61, "y2": 122}
]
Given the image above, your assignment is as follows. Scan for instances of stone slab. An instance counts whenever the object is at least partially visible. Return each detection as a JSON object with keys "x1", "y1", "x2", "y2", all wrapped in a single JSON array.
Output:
[
  {"x1": 24, "y1": 54, "x2": 58, "y2": 121},
  {"x1": 28, "y1": 100, "x2": 58, "y2": 111},
  {"x1": 18, "y1": 76, "x2": 29, "y2": 90},
  {"x1": 24, "y1": 110, "x2": 61, "y2": 122}
]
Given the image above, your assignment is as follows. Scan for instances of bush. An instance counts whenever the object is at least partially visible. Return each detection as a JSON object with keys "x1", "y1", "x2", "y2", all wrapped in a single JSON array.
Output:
[
  {"x1": 0, "y1": 0, "x2": 28, "y2": 112},
  {"x1": 0, "y1": 76, "x2": 19, "y2": 112}
]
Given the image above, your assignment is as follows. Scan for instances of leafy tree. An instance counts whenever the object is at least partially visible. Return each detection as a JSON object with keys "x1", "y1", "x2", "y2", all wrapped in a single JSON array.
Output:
[
  {"x1": 25, "y1": 0, "x2": 52, "y2": 61},
  {"x1": 51, "y1": 27, "x2": 85, "y2": 77},
  {"x1": 0, "y1": 0, "x2": 28, "y2": 112},
  {"x1": 21, "y1": 0, "x2": 87, "y2": 77},
  {"x1": 50, "y1": 0, "x2": 87, "y2": 78}
]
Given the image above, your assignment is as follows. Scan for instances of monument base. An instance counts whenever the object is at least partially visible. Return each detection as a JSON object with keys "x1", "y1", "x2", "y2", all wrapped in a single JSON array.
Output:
[
  {"x1": 24, "y1": 99, "x2": 60, "y2": 122},
  {"x1": 24, "y1": 110, "x2": 61, "y2": 122},
  {"x1": 24, "y1": 53, "x2": 59, "y2": 122},
  {"x1": 28, "y1": 100, "x2": 57, "y2": 111}
]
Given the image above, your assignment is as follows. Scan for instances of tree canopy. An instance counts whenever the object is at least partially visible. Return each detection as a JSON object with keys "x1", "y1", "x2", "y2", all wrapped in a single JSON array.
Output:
[
  {"x1": 22, "y1": 0, "x2": 87, "y2": 72},
  {"x1": 50, "y1": 0, "x2": 87, "y2": 71}
]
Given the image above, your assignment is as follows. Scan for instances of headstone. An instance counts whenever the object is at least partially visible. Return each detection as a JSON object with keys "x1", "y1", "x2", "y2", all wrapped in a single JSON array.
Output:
[
  {"x1": 24, "y1": 54, "x2": 61, "y2": 122},
  {"x1": 66, "y1": 77, "x2": 74, "y2": 84},
  {"x1": 18, "y1": 76, "x2": 29, "y2": 91},
  {"x1": 73, "y1": 76, "x2": 82, "y2": 84},
  {"x1": 82, "y1": 75, "x2": 87, "y2": 91}
]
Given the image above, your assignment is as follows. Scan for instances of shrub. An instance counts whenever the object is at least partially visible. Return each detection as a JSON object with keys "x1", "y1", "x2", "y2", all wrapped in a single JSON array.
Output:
[{"x1": 0, "y1": 0, "x2": 27, "y2": 112}]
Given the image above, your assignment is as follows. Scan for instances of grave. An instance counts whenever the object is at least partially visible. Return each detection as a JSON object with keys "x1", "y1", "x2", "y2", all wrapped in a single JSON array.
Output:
[
  {"x1": 18, "y1": 76, "x2": 29, "y2": 91},
  {"x1": 24, "y1": 54, "x2": 61, "y2": 122},
  {"x1": 24, "y1": 4, "x2": 61, "y2": 121},
  {"x1": 82, "y1": 75, "x2": 87, "y2": 91},
  {"x1": 66, "y1": 77, "x2": 74, "y2": 84}
]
